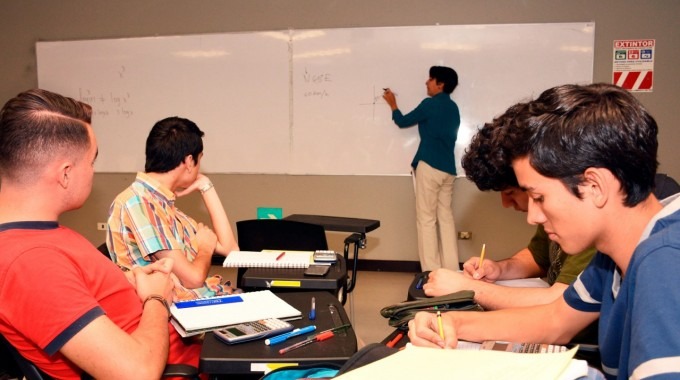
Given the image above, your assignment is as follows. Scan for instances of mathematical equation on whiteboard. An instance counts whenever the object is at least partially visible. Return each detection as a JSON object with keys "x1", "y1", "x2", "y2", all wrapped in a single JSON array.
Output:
[{"x1": 78, "y1": 88, "x2": 134, "y2": 119}]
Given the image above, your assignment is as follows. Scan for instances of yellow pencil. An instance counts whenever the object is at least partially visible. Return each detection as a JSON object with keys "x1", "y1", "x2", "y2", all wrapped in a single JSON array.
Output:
[
  {"x1": 436, "y1": 310, "x2": 444, "y2": 339},
  {"x1": 478, "y1": 243, "x2": 487, "y2": 269}
]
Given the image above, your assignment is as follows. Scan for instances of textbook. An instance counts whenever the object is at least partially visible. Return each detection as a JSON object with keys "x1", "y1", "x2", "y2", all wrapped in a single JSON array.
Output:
[
  {"x1": 169, "y1": 290, "x2": 302, "y2": 337},
  {"x1": 222, "y1": 250, "x2": 313, "y2": 269}
]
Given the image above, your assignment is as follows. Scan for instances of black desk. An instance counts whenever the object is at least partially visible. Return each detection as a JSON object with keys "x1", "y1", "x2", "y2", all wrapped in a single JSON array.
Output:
[
  {"x1": 200, "y1": 291, "x2": 357, "y2": 379},
  {"x1": 284, "y1": 214, "x2": 380, "y2": 234},
  {"x1": 284, "y1": 214, "x2": 380, "y2": 294},
  {"x1": 241, "y1": 254, "x2": 347, "y2": 295}
]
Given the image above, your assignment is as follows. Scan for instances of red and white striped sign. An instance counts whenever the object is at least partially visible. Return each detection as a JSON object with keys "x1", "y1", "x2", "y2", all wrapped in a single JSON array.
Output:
[{"x1": 613, "y1": 71, "x2": 653, "y2": 91}]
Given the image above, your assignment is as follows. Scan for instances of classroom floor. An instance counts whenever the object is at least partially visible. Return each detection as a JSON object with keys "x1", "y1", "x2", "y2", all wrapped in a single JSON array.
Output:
[{"x1": 211, "y1": 267, "x2": 415, "y2": 345}]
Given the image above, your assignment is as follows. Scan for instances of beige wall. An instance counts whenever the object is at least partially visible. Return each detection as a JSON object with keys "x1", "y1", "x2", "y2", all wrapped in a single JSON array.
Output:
[{"x1": 2, "y1": 0, "x2": 679, "y2": 264}]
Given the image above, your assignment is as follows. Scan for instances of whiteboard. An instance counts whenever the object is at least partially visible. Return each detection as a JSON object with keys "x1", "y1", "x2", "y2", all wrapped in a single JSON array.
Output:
[
  {"x1": 37, "y1": 32, "x2": 291, "y2": 174},
  {"x1": 37, "y1": 23, "x2": 594, "y2": 175}
]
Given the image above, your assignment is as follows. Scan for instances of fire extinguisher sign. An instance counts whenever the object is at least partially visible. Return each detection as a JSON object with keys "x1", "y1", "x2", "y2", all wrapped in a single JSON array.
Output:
[{"x1": 613, "y1": 39, "x2": 655, "y2": 92}]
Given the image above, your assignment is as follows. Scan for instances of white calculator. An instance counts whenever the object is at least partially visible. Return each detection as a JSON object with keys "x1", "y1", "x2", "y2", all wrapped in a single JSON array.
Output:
[
  {"x1": 480, "y1": 341, "x2": 567, "y2": 353},
  {"x1": 214, "y1": 318, "x2": 294, "y2": 344}
]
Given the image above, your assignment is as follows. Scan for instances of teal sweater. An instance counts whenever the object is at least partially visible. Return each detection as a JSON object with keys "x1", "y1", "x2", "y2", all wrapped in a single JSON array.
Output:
[{"x1": 392, "y1": 92, "x2": 460, "y2": 175}]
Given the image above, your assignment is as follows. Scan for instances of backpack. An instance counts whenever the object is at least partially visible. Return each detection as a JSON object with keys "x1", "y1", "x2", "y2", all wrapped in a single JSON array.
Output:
[{"x1": 260, "y1": 343, "x2": 399, "y2": 380}]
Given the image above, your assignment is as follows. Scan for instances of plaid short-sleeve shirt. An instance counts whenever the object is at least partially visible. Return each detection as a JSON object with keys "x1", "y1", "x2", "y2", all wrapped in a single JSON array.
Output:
[{"x1": 107, "y1": 172, "x2": 229, "y2": 300}]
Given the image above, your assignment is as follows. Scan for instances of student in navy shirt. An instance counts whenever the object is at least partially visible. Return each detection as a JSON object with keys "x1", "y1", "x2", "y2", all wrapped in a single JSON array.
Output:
[{"x1": 409, "y1": 83, "x2": 680, "y2": 379}]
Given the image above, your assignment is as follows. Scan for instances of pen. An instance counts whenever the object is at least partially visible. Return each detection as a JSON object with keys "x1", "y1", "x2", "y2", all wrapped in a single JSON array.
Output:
[
  {"x1": 308, "y1": 296, "x2": 316, "y2": 320},
  {"x1": 278, "y1": 331, "x2": 335, "y2": 355},
  {"x1": 275, "y1": 251, "x2": 286, "y2": 261},
  {"x1": 436, "y1": 310, "x2": 444, "y2": 340},
  {"x1": 478, "y1": 243, "x2": 486, "y2": 269},
  {"x1": 265, "y1": 325, "x2": 316, "y2": 345},
  {"x1": 386, "y1": 331, "x2": 404, "y2": 348}
]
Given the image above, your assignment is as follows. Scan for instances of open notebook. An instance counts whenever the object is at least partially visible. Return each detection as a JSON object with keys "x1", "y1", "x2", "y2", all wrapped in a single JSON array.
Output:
[
  {"x1": 222, "y1": 250, "x2": 313, "y2": 269},
  {"x1": 169, "y1": 290, "x2": 302, "y2": 337}
]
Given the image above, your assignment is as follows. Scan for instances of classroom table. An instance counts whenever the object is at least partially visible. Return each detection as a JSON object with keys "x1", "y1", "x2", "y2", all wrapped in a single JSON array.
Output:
[
  {"x1": 200, "y1": 290, "x2": 357, "y2": 379},
  {"x1": 284, "y1": 214, "x2": 380, "y2": 294}
]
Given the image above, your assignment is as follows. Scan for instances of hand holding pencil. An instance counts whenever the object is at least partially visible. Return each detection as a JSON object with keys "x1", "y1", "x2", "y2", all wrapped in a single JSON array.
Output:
[
  {"x1": 406, "y1": 309, "x2": 458, "y2": 349},
  {"x1": 463, "y1": 243, "x2": 498, "y2": 281}
]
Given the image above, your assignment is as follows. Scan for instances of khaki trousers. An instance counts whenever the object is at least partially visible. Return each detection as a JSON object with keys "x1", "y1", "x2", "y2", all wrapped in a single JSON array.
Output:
[{"x1": 413, "y1": 161, "x2": 459, "y2": 271}]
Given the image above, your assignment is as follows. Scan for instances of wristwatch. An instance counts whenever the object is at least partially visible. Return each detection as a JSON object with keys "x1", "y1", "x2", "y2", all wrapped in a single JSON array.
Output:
[{"x1": 199, "y1": 181, "x2": 214, "y2": 194}]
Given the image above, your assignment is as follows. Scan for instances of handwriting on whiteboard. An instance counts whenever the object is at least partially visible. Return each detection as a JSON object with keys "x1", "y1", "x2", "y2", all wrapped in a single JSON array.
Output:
[
  {"x1": 78, "y1": 88, "x2": 134, "y2": 119},
  {"x1": 302, "y1": 68, "x2": 331, "y2": 99}
]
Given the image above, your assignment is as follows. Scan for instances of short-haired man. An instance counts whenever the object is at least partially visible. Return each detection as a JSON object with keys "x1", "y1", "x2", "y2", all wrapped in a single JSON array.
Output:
[
  {"x1": 0, "y1": 89, "x2": 199, "y2": 379},
  {"x1": 409, "y1": 83, "x2": 680, "y2": 379},
  {"x1": 383, "y1": 66, "x2": 461, "y2": 271},
  {"x1": 107, "y1": 116, "x2": 239, "y2": 300}
]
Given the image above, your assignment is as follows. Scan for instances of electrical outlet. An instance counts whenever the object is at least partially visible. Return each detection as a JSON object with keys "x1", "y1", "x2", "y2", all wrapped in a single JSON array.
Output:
[
  {"x1": 97, "y1": 222, "x2": 106, "y2": 231},
  {"x1": 458, "y1": 231, "x2": 472, "y2": 240}
]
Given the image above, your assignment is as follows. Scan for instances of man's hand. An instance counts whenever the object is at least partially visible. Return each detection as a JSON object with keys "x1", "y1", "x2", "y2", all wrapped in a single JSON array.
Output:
[
  {"x1": 407, "y1": 311, "x2": 458, "y2": 349},
  {"x1": 132, "y1": 258, "x2": 175, "y2": 303},
  {"x1": 462, "y1": 257, "x2": 502, "y2": 282},
  {"x1": 423, "y1": 268, "x2": 472, "y2": 297},
  {"x1": 175, "y1": 173, "x2": 212, "y2": 198},
  {"x1": 195, "y1": 222, "x2": 218, "y2": 255},
  {"x1": 382, "y1": 88, "x2": 398, "y2": 110}
]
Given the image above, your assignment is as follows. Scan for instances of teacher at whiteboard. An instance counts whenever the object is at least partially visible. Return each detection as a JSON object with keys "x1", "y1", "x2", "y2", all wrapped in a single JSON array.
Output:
[{"x1": 383, "y1": 66, "x2": 460, "y2": 271}]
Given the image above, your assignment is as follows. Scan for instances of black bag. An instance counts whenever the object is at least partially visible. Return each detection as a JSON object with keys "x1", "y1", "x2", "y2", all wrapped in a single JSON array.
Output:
[{"x1": 380, "y1": 290, "x2": 483, "y2": 328}]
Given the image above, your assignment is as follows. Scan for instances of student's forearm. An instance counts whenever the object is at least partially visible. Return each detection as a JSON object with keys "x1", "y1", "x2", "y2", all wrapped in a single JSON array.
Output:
[
  {"x1": 127, "y1": 298, "x2": 170, "y2": 377},
  {"x1": 452, "y1": 303, "x2": 568, "y2": 345},
  {"x1": 201, "y1": 186, "x2": 238, "y2": 255},
  {"x1": 495, "y1": 248, "x2": 544, "y2": 280},
  {"x1": 181, "y1": 251, "x2": 213, "y2": 288},
  {"x1": 471, "y1": 282, "x2": 567, "y2": 310}
]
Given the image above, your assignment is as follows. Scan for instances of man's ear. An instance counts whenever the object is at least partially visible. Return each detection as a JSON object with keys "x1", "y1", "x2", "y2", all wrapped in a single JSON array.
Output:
[
  {"x1": 581, "y1": 167, "x2": 613, "y2": 208},
  {"x1": 57, "y1": 162, "x2": 73, "y2": 189},
  {"x1": 183, "y1": 155, "x2": 195, "y2": 172}
]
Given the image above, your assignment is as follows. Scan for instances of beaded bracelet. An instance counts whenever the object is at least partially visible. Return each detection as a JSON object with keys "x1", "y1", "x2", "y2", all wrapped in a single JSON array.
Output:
[{"x1": 143, "y1": 294, "x2": 171, "y2": 321}]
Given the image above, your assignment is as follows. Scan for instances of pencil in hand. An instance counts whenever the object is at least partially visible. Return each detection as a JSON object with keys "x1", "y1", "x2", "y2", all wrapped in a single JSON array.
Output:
[
  {"x1": 473, "y1": 243, "x2": 486, "y2": 280},
  {"x1": 478, "y1": 243, "x2": 486, "y2": 269},
  {"x1": 436, "y1": 310, "x2": 444, "y2": 340}
]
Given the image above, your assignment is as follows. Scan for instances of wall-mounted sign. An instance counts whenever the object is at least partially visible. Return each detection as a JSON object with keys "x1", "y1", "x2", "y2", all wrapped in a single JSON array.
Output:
[{"x1": 613, "y1": 39, "x2": 655, "y2": 92}]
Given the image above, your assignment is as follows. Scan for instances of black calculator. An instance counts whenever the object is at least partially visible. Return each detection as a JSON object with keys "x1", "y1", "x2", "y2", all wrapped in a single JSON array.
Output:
[{"x1": 214, "y1": 318, "x2": 294, "y2": 344}]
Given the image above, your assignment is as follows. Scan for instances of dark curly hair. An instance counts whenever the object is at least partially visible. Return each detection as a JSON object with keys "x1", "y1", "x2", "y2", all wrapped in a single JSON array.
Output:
[
  {"x1": 461, "y1": 102, "x2": 531, "y2": 191},
  {"x1": 463, "y1": 83, "x2": 658, "y2": 207}
]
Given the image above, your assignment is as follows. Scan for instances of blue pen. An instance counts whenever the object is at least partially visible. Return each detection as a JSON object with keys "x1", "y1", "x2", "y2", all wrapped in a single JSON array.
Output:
[{"x1": 265, "y1": 325, "x2": 317, "y2": 345}]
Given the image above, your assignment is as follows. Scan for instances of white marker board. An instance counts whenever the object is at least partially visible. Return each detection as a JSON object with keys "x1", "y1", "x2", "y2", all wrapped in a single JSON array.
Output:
[{"x1": 37, "y1": 23, "x2": 594, "y2": 175}]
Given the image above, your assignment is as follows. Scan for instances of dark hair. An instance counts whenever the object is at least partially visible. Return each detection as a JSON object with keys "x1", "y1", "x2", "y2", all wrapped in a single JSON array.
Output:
[
  {"x1": 461, "y1": 102, "x2": 531, "y2": 191},
  {"x1": 145, "y1": 116, "x2": 204, "y2": 173},
  {"x1": 0, "y1": 89, "x2": 92, "y2": 182},
  {"x1": 429, "y1": 66, "x2": 458, "y2": 94},
  {"x1": 511, "y1": 83, "x2": 658, "y2": 207}
]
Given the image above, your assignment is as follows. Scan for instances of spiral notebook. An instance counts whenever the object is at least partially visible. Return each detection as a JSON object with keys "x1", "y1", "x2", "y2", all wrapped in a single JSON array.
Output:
[{"x1": 222, "y1": 250, "x2": 313, "y2": 268}]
